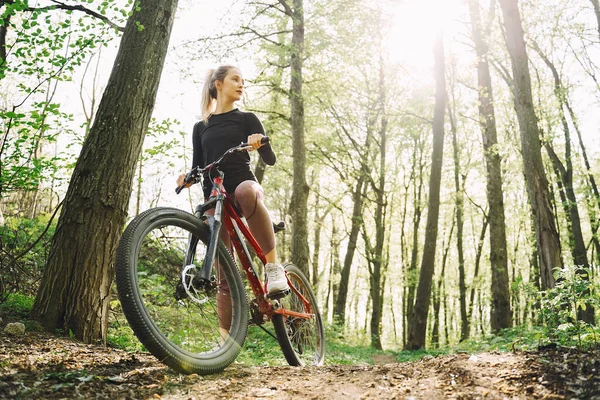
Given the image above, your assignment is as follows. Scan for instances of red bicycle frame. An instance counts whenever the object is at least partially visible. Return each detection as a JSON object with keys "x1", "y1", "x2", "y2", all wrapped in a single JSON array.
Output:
[{"x1": 208, "y1": 175, "x2": 313, "y2": 321}]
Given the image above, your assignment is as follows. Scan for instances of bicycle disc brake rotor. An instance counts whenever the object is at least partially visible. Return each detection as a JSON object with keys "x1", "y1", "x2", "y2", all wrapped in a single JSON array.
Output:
[{"x1": 181, "y1": 264, "x2": 210, "y2": 305}]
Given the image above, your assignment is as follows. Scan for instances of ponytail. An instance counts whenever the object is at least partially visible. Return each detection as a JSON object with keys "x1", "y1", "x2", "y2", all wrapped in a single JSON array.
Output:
[{"x1": 200, "y1": 65, "x2": 237, "y2": 123}]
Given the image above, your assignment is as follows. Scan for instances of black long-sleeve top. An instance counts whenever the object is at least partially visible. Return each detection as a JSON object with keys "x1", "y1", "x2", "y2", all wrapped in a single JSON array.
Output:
[{"x1": 192, "y1": 108, "x2": 276, "y2": 198}]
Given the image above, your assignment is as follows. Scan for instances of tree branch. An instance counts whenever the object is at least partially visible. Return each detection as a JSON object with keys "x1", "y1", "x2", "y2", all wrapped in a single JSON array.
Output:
[{"x1": 30, "y1": 1, "x2": 125, "y2": 32}]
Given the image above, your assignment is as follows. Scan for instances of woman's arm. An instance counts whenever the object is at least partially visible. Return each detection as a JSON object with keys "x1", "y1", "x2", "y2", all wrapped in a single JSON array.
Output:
[{"x1": 247, "y1": 113, "x2": 276, "y2": 165}]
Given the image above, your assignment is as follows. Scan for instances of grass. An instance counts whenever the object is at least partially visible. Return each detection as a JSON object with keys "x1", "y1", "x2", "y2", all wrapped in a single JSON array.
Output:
[{"x1": 0, "y1": 292, "x2": 34, "y2": 318}]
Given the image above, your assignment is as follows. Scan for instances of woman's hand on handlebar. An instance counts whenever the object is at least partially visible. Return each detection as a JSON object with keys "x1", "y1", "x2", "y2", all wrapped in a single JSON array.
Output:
[
  {"x1": 176, "y1": 173, "x2": 193, "y2": 191},
  {"x1": 247, "y1": 133, "x2": 266, "y2": 151}
]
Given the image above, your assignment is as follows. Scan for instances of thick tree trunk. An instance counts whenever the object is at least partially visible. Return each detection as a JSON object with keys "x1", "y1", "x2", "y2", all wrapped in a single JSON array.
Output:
[
  {"x1": 499, "y1": 0, "x2": 561, "y2": 290},
  {"x1": 469, "y1": 0, "x2": 512, "y2": 332},
  {"x1": 31, "y1": 0, "x2": 178, "y2": 342},
  {"x1": 406, "y1": 34, "x2": 446, "y2": 350},
  {"x1": 288, "y1": 0, "x2": 310, "y2": 275}
]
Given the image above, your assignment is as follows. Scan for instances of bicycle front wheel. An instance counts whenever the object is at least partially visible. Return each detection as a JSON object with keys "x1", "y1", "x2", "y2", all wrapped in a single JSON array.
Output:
[
  {"x1": 272, "y1": 263, "x2": 325, "y2": 366},
  {"x1": 115, "y1": 207, "x2": 248, "y2": 375}
]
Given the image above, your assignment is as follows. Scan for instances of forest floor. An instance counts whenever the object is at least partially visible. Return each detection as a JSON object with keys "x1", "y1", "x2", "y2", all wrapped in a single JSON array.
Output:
[{"x1": 1, "y1": 330, "x2": 599, "y2": 399}]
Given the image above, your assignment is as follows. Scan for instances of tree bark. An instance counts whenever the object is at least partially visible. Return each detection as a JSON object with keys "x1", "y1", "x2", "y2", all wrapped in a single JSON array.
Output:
[
  {"x1": 433, "y1": 219, "x2": 454, "y2": 348},
  {"x1": 329, "y1": 222, "x2": 341, "y2": 320},
  {"x1": 468, "y1": 214, "x2": 489, "y2": 328},
  {"x1": 287, "y1": 0, "x2": 310, "y2": 276},
  {"x1": 468, "y1": 0, "x2": 512, "y2": 332},
  {"x1": 367, "y1": 116, "x2": 387, "y2": 350},
  {"x1": 334, "y1": 147, "x2": 369, "y2": 323},
  {"x1": 406, "y1": 33, "x2": 446, "y2": 350},
  {"x1": 31, "y1": 0, "x2": 178, "y2": 342},
  {"x1": 448, "y1": 101, "x2": 468, "y2": 341},
  {"x1": 405, "y1": 136, "x2": 425, "y2": 343},
  {"x1": 499, "y1": 0, "x2": 561, "y2": 290},
  {"x1": 532, "y1": 44, "x2": 590, "y2": 288},
  {"x1": 562, "y1": 101, "x2": 600, "y2": 267},
  {"x1": 590, "y1": 0, "x2": 600, "y2": 42}
]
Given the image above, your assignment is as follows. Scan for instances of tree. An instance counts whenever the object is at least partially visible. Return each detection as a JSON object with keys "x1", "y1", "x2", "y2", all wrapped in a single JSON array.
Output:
[
  {"x1": 1, "y1": 1, "x2": 124, "y2": 202},
  {"x1": 498, "y1": 0, "x2": 561, "y2": 290},
  {"x1": 468, "y1": 0, "x2": 512, "y2": 332},
  {"x1": 531, "y1": 42, "x2": 594, "y2": 323},
  {"x1": 31, "y1": 0, "x2": 179, "y2": 342},
  {"x1": 362, "y1": 58, "x2": 389, "y2": 350},
  {"x1": 447, "y1": 97, "x2": 468, "y2": 341},
  {"x1": 406, "y1": 33, "x2": 446, "y2": 350},
  {"x1": 285, "y1": 0, "x2": 310, "y2": 275},
  {"x1": 590, "y1": 0, "x2": 600, "y2": 41}
]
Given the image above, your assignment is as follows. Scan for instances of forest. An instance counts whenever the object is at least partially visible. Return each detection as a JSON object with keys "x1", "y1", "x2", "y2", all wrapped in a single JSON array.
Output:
[{"x1": 1, "y1": 0, "x2": 600, "y2": 397}]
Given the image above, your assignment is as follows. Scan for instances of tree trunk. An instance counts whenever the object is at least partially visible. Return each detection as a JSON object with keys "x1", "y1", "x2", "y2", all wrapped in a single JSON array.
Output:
[
  {"x1": 468, "y1": 214, "x2": 489, "y2": 329},
  {"x1": 448, "y1": 101, "x2": 468, "y2": 341},
  {"x1": 405, "y1": 137, "x2": 425, "y2": 342},
  {"x1": 590, "y1": 0, "x2": 600, "y2": 42},
  {"x1": 288, "y1": 0, "x2": 310, "y2": 275},
  {"x1": 433, "y1": 219, "x2": 453, "y2": 348},
  {"x1": 532, "y1": 44, "x2": 596, "y2": 323},
  {"x1": 469, "y1": 0, "x2": 512, "y2": 332},
  {"x1": 334, "y1": 159, "x2": 368, "y2": 323},
  {"x1": 499, "y1": 0, "x2": 561, "y2": 290},
  {"x1": 563, "y1": 101, "x2": 600, "y2": 267},
  {"x1": 368, "y1": 117, "x2": 387, "y2": 350},
  {"x1": 310, "y1": 188, "x2": 331, "y2": 288},
  {"x1": 406, "y1": 33, "x2": 446, "y2": 350},
  {"x1": 30, "y1": 0, "x2": 178, "y2": 342},
  {"x1": 0, "y1": 13, "x2": 10, "y2": 73},
  {"x1": 329, "y1": 222, "x2": 341, "y2": 320}
]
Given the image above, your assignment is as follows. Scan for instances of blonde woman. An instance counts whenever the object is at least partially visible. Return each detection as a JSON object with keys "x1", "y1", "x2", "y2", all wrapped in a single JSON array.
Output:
[{"x1": 177, "y1": 65, "x2": 288, "y2": 296}]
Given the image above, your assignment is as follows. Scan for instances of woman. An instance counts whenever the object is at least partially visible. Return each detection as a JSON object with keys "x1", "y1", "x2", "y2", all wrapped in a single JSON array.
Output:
[{"x1": 177, "y1": 65, "x2": 288, "y2": 297}]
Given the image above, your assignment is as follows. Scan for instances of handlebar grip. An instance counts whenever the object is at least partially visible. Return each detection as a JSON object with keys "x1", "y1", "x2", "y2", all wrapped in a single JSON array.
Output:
[
  {"x1": 261, "y1": 136, "x2": 270, "y2": 145},
  {"x1": 175, "y1": 185, "x2": 185, "y2": 194}
]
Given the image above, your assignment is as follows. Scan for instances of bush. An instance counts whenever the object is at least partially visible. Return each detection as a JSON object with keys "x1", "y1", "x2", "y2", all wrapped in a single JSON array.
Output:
[
  {"x1": 0, "y1": 215, "x2": 56, "y2": 298},
  {"x1": 539, "y1": 265, "x2": 599, "y2": 349}
]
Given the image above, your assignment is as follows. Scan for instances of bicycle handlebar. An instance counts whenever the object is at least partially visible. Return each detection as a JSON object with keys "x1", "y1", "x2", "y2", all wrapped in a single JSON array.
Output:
[{"x1": 175, "y1": 136, "x2": 270, "y2": 194}]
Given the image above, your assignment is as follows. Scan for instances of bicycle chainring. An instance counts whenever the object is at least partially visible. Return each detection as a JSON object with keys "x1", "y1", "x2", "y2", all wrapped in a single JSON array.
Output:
[{"x1": 249, "y1": 299, "x2": 265, "y2": 325}]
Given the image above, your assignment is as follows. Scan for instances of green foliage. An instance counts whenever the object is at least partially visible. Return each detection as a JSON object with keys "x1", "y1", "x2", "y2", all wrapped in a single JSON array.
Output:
[
  {"x1": 107, "y1": 323, "x2": 146, "y2": 352},
  {"x1": 538, "y1": 265, "x2": 599, "y2": 349},
  {"x1": 0, "y1": 104, "x2": 73, "y2": 195},
  {"x1": 0, "y1": 215, "x2": 56, "y2": 297},
  {"x1": 457, "y1": 266, "x2": 600, "y2": 352},
  {"x1": 0, "y1": 292, "x2": 34, "y2": 317},
  {"x1": 456, "y1": 326, "x2": 545, "y2": 353},
  {"x1": 1, "y1": 0, "x2": 128, "y2": 199}
]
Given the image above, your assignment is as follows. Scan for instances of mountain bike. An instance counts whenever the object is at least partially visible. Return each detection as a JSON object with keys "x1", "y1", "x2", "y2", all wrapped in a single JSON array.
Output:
[{"x1": 115, "y1": 138, "x2": 325, "y2": 375}]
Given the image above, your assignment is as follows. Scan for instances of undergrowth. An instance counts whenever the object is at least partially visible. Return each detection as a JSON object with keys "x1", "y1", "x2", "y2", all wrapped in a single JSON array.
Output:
[{"x1": 2, "y1": 262, "x2": 598, "y2": 370}]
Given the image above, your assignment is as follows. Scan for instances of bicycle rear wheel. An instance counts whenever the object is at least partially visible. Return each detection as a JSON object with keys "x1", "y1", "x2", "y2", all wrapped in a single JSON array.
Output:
[
  {"x1": 115, "y1": 207, "x2": 248, "y2": 375},
  {"x1": 272, "y1": 263, "x2": 325, "y2": 366}
]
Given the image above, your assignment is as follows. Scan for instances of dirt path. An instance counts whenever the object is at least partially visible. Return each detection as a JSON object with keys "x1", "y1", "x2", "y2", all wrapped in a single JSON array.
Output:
[{"x1": 1, "y1": 331, "x2": 598, "y2": 399}]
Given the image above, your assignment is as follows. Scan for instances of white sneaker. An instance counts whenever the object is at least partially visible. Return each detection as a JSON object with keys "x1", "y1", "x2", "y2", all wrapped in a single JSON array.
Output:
[{"x1": 265, "y1": 263, "x2": 289, "y2": 295}]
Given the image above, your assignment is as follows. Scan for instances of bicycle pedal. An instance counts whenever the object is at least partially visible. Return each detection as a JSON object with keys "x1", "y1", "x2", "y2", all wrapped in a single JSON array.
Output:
[{"x1": 266, "y1": 288, "x2": 290, "y2": 300}]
